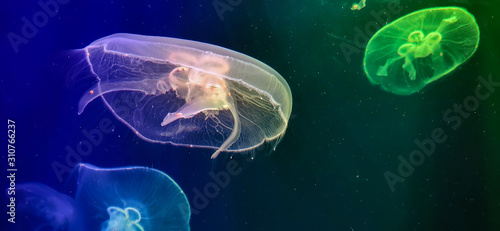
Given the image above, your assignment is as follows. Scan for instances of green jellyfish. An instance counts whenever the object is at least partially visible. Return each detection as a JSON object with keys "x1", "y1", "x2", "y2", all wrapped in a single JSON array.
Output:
[{"x1": 363, "y1": 7, "x2": 480, "y2": 95}]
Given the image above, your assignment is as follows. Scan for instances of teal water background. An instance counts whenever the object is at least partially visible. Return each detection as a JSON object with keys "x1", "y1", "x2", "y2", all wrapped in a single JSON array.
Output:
[{"x1": 1, "y1": 0, "x2": 499, "y2": 230}]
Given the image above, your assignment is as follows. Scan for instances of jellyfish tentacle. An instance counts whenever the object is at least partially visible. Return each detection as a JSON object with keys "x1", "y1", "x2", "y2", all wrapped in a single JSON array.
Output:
[
  {"x1": 162, "y1": 53, "x2": 242, "y2": 158},
  {"x1": 436, "y1": 15, "x2": 458, "y2": 33},
  {"x1": 376, "y1": 56, "x2": 403, "y2": 77},
  {"x1": 78, "y1": 79, "x2": 161, "y2": 114},
  {"x1": 211, "y1": 97, "x2": 241, "y2": 159},
  {"x1": 402, "y1": 56, "x2": 417, "y2": 80},
  {"x1": 160, "y1": 97, "x2": 228, "y2": 126}
]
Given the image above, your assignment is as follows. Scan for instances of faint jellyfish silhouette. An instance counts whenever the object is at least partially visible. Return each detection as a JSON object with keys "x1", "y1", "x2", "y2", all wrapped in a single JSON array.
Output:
[
  {"x1": 16, "y1": 183, "x2": 77, "y2": 231},
  {"x1": 73, "y1": 33, "x2": 292, "y2": 158}
]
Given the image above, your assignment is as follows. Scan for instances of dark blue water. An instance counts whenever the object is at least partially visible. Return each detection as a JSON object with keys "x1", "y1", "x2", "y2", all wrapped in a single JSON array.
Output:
[{"x1": 2, "y1": 0, "x2": 500, "y2": 230}]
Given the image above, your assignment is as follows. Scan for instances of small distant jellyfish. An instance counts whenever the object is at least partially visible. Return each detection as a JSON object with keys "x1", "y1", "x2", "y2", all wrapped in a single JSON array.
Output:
[
  {"x1": 351, "y1": 0, "x2": 366, "y2": 10},
  {"x1": 16, "y1": 163, "x2": 191, "y2": 231},
  {"x1": 72, "y1": 33, "x2": 292, "y2": 158},
  {"x1": 363, "y1": 7, "x2": 480, "y2": 95}
]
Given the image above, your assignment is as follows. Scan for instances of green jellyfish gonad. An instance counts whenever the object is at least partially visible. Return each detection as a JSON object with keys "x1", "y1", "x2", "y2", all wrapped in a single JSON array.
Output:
[{"x1": 363, "y1": 7, "x2": 480, "y2": 95}]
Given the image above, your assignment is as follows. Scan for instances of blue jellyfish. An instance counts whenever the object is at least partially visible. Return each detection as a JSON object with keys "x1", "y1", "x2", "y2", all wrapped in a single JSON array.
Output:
[
  {"x1": 72, "y1": 33, "x2": 292, "y2": 158},
  {"x1": 74, "y1": 163, "x2": 191, "y2": 231},
  {"x1": 16, "y1": 164, "x2": 191, "y2": 231}
]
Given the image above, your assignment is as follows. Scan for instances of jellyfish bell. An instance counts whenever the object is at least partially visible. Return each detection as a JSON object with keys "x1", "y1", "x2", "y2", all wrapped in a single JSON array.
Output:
[
  {"x1": 72, "y1": 163, "x2": 190, "y2": 231},
  {"x1": 363, "y1": 7, "x2": 480, "y2": 95},
  {"x1": 71, "y1": 33, "x2": 292, "y2": 158}
]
